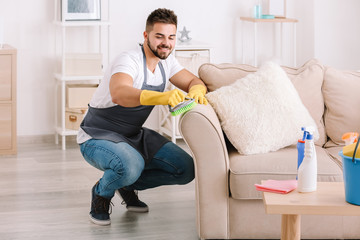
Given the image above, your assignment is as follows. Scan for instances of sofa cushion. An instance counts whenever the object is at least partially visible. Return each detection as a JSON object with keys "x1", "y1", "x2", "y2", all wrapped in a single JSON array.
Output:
[
  {"x1": 206, "y1": 61, "x2": 319, "y2": 155},
  {"x1": 198, "y1": 63, "x2": 257, "y2": 92},
  {"x1": 199, "y1": 59, "x2": 326, "y2": 146},
  {"x1": 228, "y1": 145, "x2": 343, "y2": 199},
  {"x1": 325, "y1": 146, "x2": 343, "y2": 169},
  {"x1": 323, "y1": 67, "x2": 360, "y2": 146},
  {"x1": 282, "y1": 59, "x2": 326, "y2": 146}
]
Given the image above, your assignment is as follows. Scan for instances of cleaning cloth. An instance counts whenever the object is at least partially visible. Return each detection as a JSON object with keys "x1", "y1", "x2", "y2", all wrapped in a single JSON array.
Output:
[{"x1": 255, "y1": 179, "x2": 297, "y2": 194}]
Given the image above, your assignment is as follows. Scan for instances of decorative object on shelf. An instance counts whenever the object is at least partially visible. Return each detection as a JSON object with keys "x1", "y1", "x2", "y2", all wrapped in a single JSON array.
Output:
[
  {"x1": 261, "y1": 14, "x2": 275, "y2": 19},
  {"x1": 253, "y1": 1, "x2": 275, "y2": 19},
  {"x1": 253, "y1": 2, "x2": 262, "y2": 19},
  {"x1": 269, "y1": 0, "x2": 286, "y2": 18},
  {"x1": 62, "y1": 0, "x2": 101, "y2": 21},
  {"x1": 178, "y1": 26, "x2": 192, "y2": 42}
]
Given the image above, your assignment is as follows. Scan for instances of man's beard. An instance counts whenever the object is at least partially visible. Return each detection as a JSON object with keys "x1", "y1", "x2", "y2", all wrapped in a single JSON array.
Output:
[{"x1": 147, "y1": 37, "x2": 173, "y2": 60}]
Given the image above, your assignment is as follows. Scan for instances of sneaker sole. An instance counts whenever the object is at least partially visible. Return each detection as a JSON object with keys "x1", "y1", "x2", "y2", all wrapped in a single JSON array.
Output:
[
  {"x1": 89, "y1": 214, "x2": 111, "y2": 226},
  {"x1": 126, "y1": 205, "x2": 149, "y2": 213},
  {"x1": 115, "y1": 190, "x2": 149, "y2": 213}
]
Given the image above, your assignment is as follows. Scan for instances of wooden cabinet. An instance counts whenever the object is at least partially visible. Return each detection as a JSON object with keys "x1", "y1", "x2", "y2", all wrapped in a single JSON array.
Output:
[{"x1": 0, "y1": 45, "x2": 17, "y2": 154}]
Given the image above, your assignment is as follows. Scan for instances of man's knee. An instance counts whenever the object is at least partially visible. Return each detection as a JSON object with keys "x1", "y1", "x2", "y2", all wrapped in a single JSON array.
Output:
[
  {"x1": 113, "y1": 157, "x2": 144, "y2": 186},
  {"x1": 177, "y1": 155, "x2": 195, "y2": 184}
]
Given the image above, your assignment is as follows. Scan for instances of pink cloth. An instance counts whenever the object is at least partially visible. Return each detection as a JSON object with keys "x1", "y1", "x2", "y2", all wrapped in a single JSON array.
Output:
[{"x1": 255, "y1": 179, "x2": 298, "y2": 194}]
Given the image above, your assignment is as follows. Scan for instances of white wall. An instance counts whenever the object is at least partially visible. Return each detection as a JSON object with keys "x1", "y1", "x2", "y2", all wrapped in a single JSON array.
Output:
[
  {"x1": 1, "y1": 0, "x2": 359, "y2": 137},
  {"x1": 108, "y1": 0, "x2": 237, "y2": 64},
  {"x1": 109, "y1": 0, "x2": 245, "y2": 129},
  {"x1": 1, "y1": 0, "x2": 55, "y2": 136},
  {"x1": 314, "y1": 0, "x2": 360, "y2": 70}
]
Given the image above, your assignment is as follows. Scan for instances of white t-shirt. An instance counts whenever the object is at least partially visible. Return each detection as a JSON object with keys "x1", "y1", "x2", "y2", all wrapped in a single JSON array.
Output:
[{"x1": 77, "y1": 45, "x2": 184, "y2": 144}]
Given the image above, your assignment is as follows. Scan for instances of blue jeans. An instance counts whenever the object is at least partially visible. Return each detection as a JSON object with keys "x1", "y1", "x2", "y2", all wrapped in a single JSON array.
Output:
[{"x1": 80, "y1": 139, "x2": 194, "y2": 199}]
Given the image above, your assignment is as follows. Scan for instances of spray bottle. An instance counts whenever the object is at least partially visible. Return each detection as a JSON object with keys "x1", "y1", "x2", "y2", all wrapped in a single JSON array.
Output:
[
  {"x1": 297, "y1": 126, "x2": 317, "y2": 192},
  {"x1": 297, "y1": 127, "x2": 307, "y2": 173}
]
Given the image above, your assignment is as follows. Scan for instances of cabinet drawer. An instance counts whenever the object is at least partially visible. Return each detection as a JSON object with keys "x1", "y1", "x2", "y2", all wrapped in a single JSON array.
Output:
[
  {"x1": 0, "y1": 104, "x2": 12, "y2": 150},
  {"x1": 0, "y1": 55, "x2": 12, "y2": 101}
]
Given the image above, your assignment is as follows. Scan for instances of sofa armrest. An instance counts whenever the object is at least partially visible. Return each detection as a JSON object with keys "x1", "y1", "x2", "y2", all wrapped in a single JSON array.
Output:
[{"x1": 179, "y1": 104, "x2": 230, "y2": 239}]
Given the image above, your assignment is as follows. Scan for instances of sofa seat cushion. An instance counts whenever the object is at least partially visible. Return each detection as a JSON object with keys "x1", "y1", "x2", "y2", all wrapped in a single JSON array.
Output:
[
  {"x1": 325, "y1": 145, "x2": 343, "y2": 169},
  {"x1": 228, "y1": 145, "x2": 343, "y2": 199}
]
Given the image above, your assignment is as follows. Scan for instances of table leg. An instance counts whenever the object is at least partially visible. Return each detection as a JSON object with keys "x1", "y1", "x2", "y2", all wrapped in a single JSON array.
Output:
[{"x1": 281, "y1": 214, "x2": 301, "y2": 240}]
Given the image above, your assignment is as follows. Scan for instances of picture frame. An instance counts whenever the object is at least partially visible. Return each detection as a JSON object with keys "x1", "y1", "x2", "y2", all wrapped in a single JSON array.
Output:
[
  {"x1": 62, "y1": 0, "x2": 101, "y2": 21},
  {"x1": 268, "y1": 0, "x2": 286, "y2": 18}
]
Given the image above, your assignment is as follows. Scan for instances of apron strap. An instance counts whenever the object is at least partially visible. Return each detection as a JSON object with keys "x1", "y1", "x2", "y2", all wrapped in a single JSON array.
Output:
[{"x1": 140, "y1": 44, "x2": 166, "y2": 91}]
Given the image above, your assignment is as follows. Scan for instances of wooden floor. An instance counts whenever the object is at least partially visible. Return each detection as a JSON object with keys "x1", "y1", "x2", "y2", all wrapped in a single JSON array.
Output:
[{"x1": 0, "y1": 139, "x2": 198, "y2": 240}]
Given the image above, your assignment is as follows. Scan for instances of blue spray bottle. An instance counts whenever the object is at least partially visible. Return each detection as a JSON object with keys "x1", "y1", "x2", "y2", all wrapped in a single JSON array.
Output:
[{"x1": 297, "y1": 127, "x2": 316, "y2": 178}]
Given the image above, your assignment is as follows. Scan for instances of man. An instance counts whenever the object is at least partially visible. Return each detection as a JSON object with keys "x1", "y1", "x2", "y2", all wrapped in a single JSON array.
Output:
[{"x1": 77, "y1": 8, "x2": 208, "y2": 226}]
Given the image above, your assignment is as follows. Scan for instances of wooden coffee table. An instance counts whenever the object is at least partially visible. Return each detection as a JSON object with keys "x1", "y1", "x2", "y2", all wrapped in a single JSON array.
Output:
[{"x1": 262, "y1": 181, "x2": 360, "y2": 240}]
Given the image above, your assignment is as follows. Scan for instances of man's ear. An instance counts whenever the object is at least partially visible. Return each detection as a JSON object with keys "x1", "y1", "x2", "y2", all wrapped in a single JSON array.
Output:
[{"x1": 143, "y1": 31, "x2": 148, "y2": 41}]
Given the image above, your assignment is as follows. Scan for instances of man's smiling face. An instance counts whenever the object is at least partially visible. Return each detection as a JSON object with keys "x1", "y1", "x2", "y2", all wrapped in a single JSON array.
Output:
[{"x1": 145, "y1": 22, "x2": 177, "y2": 60}]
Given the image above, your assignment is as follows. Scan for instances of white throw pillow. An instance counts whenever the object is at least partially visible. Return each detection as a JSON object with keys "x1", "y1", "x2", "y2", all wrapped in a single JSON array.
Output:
[{"x1": 206, "y1": 62, "x2": 319, "y2": 155}]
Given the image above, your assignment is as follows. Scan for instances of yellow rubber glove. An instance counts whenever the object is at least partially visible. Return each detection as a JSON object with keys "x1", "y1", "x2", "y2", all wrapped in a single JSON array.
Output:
[
  {"x1": 140, "y1": 89, "x2": 185, "y2": 107},
  {"x1": 186, "y1": 84, "x2": 208, "y2": 105}
]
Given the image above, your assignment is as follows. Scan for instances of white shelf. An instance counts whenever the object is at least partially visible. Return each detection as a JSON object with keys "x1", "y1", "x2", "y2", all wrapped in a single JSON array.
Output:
[
  {"x1": 54, "y1": 0, "x2": 110, "y2": 150},
  {"x1": 55, "y1": 127, "x2": 79, "y2": 150},
  {"x1": 175, "y1": 40, "x2": 213, "y2": 51},
  {"x1": 54, "y1": 73, "x2": 103, "y2": 81},
  {"x1": 53, "y1": 20, "x2": 110, "y2": 27},
  {"x1": 240, "y1": 16, "x2": 298, "y2": 67},
  {"x1": 56, "y1": 127, "x2": 78, "y2": 136}
]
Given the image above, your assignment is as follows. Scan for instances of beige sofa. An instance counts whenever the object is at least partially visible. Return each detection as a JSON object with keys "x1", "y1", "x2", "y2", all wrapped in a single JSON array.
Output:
[{"x1": 179, "y1": 59, "x2": 360, "y2": 239}]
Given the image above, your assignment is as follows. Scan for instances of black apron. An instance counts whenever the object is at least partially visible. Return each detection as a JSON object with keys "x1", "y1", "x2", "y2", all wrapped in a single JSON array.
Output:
[{"x1": 80, "y1": 45, "x2": 169, "y2": 163}]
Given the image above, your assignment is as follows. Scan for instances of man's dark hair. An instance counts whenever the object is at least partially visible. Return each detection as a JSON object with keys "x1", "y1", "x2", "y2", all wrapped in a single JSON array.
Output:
[{"x1": 146, "y1": 8, "x2": 177, "y2": 32}]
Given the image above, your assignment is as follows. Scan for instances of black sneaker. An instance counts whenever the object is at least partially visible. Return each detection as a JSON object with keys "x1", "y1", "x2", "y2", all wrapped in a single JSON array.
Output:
[
  {"x1": 116, "y1": 188, "x2": 149, "y2": 213},
  {"x1": 89, "y1": 183, "x2": 113, "y2": 225}
]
